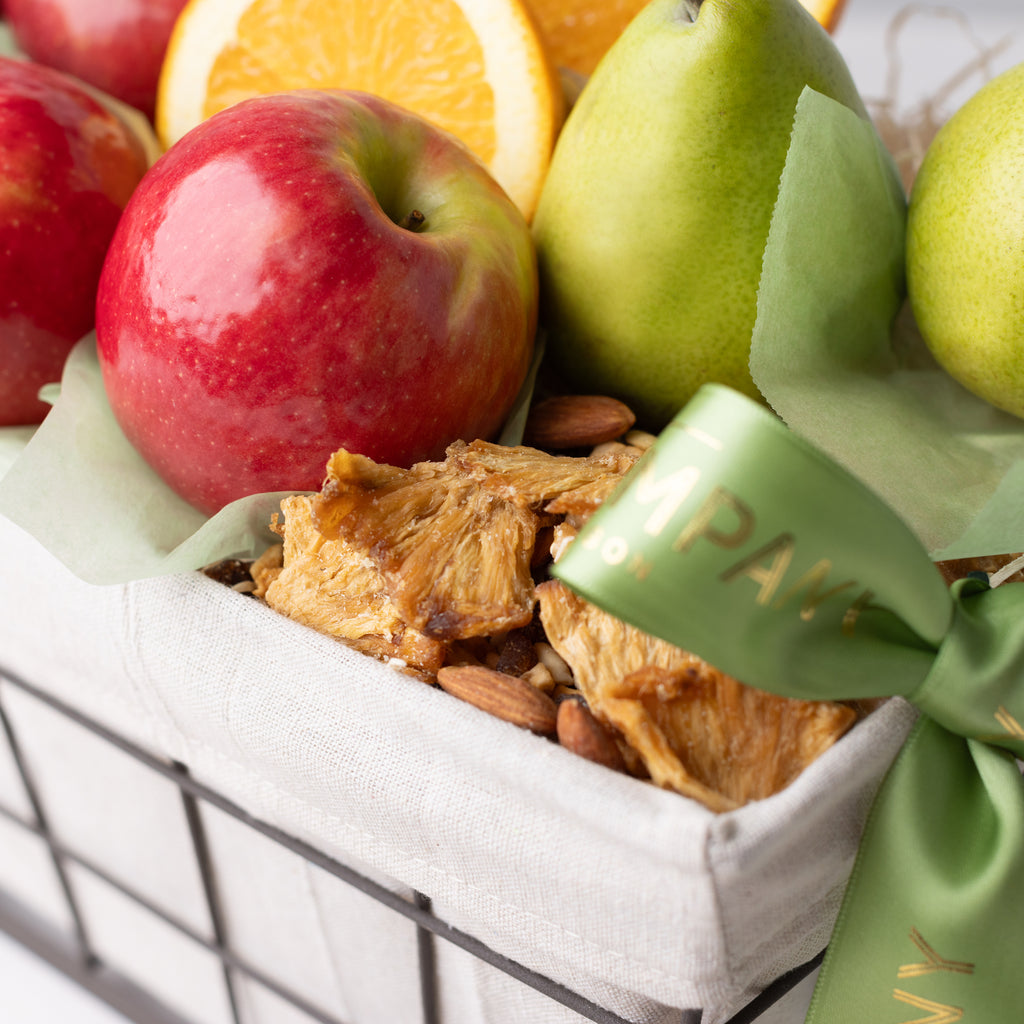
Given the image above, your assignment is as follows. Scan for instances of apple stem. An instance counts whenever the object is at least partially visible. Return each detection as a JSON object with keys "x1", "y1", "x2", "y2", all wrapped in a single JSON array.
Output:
[{"x1": 399, "y1": 209, "x2": 427, "y2": 232}]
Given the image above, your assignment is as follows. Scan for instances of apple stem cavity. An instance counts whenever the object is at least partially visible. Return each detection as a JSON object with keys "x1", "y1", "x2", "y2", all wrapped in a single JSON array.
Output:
[
  {"x1": 399, "y1": 209, "x2": 427, "y2": 232},
  {"x1": 677, "y1": 0, "x2": 702, "y2": 23}
]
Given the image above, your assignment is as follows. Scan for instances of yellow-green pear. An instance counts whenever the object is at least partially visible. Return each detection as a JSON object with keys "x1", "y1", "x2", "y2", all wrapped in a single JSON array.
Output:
[
  {"x1": 532, "y1": 0, "x2": 870, "y2": 428},
  {"x1": 906, "y1": 62, "x2": 1024, "y2": 418}
]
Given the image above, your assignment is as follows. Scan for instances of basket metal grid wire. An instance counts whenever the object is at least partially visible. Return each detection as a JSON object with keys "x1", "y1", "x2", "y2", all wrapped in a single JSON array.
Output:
[{"x1": 0, "y1": 660, "x2": 823, "y2": 1024}]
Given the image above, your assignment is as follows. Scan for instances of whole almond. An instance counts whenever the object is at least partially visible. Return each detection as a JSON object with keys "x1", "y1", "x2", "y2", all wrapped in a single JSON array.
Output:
[
  {"x1": 524, "y1": 395, "x2": 636, "y2": 450},
  {"x1": 437, "y1": 665, "x2": 558, "y2": 735},
  {"x1": 556, "y1": 699, "x2": 628, "y2": 773}
]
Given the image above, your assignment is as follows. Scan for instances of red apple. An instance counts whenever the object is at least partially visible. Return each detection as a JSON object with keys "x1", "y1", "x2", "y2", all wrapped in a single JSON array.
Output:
[
  {"x1": 95, "y1": 89, "x2": 538, "y2": 516},
  {"x1": 0, "y1": 55, "x2": 153, "y2": 426},
  {"x1": 3, "y1": 0, "x2": 188, "y2": 120}
]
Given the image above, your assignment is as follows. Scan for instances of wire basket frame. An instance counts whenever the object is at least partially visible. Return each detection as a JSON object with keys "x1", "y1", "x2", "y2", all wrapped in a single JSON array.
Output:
[{"x1": 0, "y1": 661, "x2": 823, "y2": 1024}]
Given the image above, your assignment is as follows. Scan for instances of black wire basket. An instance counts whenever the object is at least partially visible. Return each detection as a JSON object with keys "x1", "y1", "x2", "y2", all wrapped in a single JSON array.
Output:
[{"x1": 0, "y1": 659, "x2": 824, "y2": 1024}]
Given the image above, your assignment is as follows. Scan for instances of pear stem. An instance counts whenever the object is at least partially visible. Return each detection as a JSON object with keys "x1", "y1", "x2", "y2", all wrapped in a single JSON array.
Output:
[{"x1": 679, "y1": 0, "x2": 702, "y2": 22}]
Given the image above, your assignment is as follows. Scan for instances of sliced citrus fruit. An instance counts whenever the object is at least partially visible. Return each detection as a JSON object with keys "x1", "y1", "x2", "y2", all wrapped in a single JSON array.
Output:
[
  {"x1": 527, "y1": 0, "x2": 847, "y2": 78},
  {"x1": 156, "y1": 0, "x2": 564, "y2": 221},
  {"x1": 525, "y1": 0, "x2": 652, "y2": 77},
  {"x1": 798, "y1": 0, "x2": 847, "y2": 33}
]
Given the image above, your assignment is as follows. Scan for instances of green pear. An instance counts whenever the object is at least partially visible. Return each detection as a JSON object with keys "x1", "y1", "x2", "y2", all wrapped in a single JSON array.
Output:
[
  {"x1": 906, "y1": 61, "x2": 1024, "y2": 419},
  {"x1": 532, "y1": 0, "x2": 869, "y2": 428}
]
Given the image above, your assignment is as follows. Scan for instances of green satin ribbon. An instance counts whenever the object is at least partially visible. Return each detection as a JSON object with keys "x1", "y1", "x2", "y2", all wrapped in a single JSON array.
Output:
[{"x1": 552, "y1": 383, "x2": 1024, "y2": 1022}]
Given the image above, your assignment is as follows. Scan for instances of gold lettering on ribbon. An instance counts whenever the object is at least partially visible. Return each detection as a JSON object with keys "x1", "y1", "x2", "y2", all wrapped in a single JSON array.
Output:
[
  {"x1": 719, "y1": 534, "x2": 794, "y2": 605},
  {"x1": 891, "y1": 989, "x2": 963, "y2": 1023},
  {"x1": 841, "y1": 588, "x2": 875, "y2": 637},
  {"x1": 600, "y1": 536, "x2": 630, "y2": 566},
  {"x1": 627, "y1": 552, "x2": 652, "y2": 581},
  {"x1": 631, "y1": 461, "x2": 703, "y2": 538},
  {"x1": 671, "y1": 485, "x2": 755, "y2": 554},
  {"x1": 898, "y1": 929, "x2": 975, "y2": 978},
  {"x1": 995, "y1": 705, "x2": 1024, "y2": 742},
  {"x1": 681, "y1": 423, "x2": 724, "y2": 451},
  {"x1": 771, "y1": 559, "x2": 859, "y2": 622},
  {"x1": 578, "y1": 530, "x2": 653, "y2": 579}
]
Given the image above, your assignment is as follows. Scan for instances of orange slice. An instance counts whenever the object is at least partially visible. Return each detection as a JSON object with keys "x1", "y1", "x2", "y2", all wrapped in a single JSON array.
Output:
[
  {"x1": 526, "y1": 0, "x2": 652, "y2": 77},
  {"x1": 527, "y1": 0, "x2": 848, "y2": 78},
  {"x1": 799, "y1": 0, "x2": 847, "y2": 33},
  {"x1": 156, "y1": 0, "x2": 564, "y2": 221}
]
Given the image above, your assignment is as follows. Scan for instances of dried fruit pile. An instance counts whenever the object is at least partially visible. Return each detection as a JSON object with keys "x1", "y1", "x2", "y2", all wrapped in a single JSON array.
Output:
[{"x1": 228, "y1": 396, "x2": 860, "y2": 813}]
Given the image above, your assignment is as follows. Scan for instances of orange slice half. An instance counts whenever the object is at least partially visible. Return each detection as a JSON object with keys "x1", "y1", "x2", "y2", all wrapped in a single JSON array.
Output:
[
  {"x1": 799, "y1": 0, "x2": 848, "y2": 33},
  {"x1": 156, "y1": 0, "x2": 564, "y2": 221},
  {"x1": 527, "y1": 0, "x2": 848, "y2": 78}
]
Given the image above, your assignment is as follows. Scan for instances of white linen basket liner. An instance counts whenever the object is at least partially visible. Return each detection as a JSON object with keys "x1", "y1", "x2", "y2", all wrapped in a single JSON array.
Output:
[{"x1": 0, "y1": 512, "x2": 916, "y2": 1024}]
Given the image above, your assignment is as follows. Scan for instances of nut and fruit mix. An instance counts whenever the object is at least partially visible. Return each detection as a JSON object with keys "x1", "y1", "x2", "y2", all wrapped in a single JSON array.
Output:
[{"x1": 212, "y1": 396, "x2": 865, "y2": 814}]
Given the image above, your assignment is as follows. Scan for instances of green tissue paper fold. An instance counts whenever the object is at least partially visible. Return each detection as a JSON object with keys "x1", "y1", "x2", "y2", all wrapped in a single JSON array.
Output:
[
  {"x1": 752, "y1": 87, "x2": 1024, "y2": 561},
  {"x1": 0, "y1": 337, "x2": 293, "y2": 584}
]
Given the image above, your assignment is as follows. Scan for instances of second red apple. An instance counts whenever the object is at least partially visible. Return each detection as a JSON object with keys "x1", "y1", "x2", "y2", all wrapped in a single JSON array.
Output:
[
  {"x1": 4, "y1": 0, "x2": 188, "y2": 119},
  {"x1": 0, "y1": 55, "x2": 153, "y2": 425}
]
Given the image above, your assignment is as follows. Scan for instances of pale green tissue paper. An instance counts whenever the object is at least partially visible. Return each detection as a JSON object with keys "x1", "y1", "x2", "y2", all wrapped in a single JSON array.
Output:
[
  {"x1": 752, "y1": 87, "x2": 1024, "y2": 560},
  {"x1": 0, "y1": 22, "x2": 18, "y2": 58},
  {"x1": 0, "y1": 337, "x2": 294, "y2": 584},
  {"x1": 0, "y1": 426, "x2": 35, "y2": 480}
]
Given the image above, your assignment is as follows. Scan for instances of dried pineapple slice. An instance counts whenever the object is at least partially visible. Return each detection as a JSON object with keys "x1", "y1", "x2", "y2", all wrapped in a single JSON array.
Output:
[
  {"x1": 261, "y1": 494, "x2": 446, "y2": 674},
  {"x1": 537, "y1": 580, "x2": 856, "y2": 811},
  {"x1": 313, "y1": 447, "x2": 539, "y2": 639}
]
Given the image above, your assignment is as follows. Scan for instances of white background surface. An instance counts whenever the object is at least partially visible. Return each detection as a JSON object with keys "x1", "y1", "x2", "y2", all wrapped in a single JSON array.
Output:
[
  {"x1": 0, "y1": 1, "x2": 1022, "y2": 1022},
  {"x1": 0, "y1": 929, "x2": 133, "y2": 1023}
]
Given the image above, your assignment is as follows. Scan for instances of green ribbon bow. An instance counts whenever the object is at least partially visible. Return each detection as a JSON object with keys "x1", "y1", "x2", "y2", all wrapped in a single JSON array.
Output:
[{"x1": 553, "y1": 383, "x2": 1024, "y2": 1023}]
